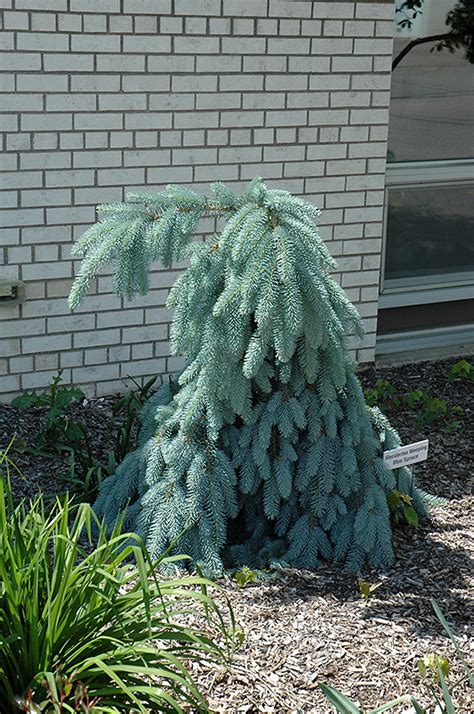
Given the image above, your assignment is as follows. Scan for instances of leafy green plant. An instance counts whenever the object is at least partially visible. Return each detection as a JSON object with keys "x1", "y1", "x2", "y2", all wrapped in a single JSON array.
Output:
[
  {"x1": 233, "y1": 566, "x2": 259, "y2": 588},
  {"x1": 448, "y1": 359, "x2": 474, "y2": 383},
  {"x1": 364, "y1": 378, "x2": 464, "y2": 432},
  {"x1": 358, "y1": 580, "x2": 383, "y2": 600},
  {"x1": 0, "y1": 443, "x2": 236, "y2": 713},
  {"x1": 12, "y1": 370, "x2": 86, "y2": 453},
  {"x1": 387, "y1": 489, "x2": 419, "y2": 528},
  {"x1": 364, "y1": 379, "x2": 401, "y2": 413},
  {"x1": 11, "y1": 371, "x2": 164, "y2": 503},
  {"x1": 319, "y1": 599, "x2": 473, "y2": 714}
]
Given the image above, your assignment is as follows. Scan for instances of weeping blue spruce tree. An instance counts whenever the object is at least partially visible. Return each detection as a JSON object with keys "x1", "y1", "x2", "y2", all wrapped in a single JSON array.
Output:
[{"x1": 69, "y1": 178, "x2": 427, "y2": 575}]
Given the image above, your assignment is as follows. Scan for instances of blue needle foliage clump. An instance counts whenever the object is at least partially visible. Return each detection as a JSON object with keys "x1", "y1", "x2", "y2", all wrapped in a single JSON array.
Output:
[{"x1": 69, "y1": 178, "x2": 427, "y2": 575}]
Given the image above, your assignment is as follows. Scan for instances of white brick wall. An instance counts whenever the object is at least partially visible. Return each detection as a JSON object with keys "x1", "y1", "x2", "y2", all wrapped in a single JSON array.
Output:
[{"x1": 0, "y1": 0, "x2": 394, "y2": 400}]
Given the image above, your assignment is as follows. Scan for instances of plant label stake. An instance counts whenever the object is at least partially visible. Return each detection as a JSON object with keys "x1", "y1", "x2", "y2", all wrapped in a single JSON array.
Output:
[
  {"x1": 383, "y1": 440, "x2": 429, "y2": 470},
  {"x1": 384, "y1": 439, "x2": 429, "y2": 495}
]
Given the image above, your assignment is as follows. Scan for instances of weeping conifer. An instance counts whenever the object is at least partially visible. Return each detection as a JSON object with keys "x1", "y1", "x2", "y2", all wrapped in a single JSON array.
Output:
[{"x1": 69, "y1": 178, "x2": 428, "y2": 575}]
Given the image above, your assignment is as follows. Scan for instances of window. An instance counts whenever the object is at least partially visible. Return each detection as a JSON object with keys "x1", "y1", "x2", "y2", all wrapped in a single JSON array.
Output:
[{"x1": 381, "y1": 0, "x2": 474, "y2": 313}]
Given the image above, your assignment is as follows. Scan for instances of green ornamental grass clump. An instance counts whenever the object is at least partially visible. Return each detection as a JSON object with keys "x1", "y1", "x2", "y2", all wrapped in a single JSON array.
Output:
[
  {"x1": 0, "y1": 445, "x2": 234, "y2": 713},
  {"x1": 69, "y1": 178, "x2": 430, "y2": 576}
]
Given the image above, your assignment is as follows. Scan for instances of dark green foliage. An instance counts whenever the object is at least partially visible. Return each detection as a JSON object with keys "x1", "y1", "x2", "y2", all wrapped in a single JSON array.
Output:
[
  {"x1": 69, "y1": 179, "x2": 429, "y2": 576},
  {"x1": 363, "y1": 377, "x2": 465, "y2": 432},
  {"x1": 0, "y1": 445, "x2": 235, "y2": 713},
  {"x1": 448, "y1": 358, "x2": 474, "y2": 383},
  {"x1": 11, "y1": 371, "x2": 161, "y2": 502}
]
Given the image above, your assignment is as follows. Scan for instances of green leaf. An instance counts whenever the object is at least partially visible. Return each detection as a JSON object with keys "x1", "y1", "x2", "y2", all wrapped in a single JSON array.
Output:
[
  {"x1": 358, "y1": 579, "x2": 382, "y2": 599},
  {"x1": 403, "y1": 505, "x2": 419, "y2": 528},
  {"x1": 319, "y1": 684, "x2": 362, "y2": 714}
]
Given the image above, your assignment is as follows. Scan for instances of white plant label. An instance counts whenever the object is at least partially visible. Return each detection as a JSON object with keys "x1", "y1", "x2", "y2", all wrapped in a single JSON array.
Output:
[{"x1": 383, "y1": 439, "x2": 429, "y2": 470}]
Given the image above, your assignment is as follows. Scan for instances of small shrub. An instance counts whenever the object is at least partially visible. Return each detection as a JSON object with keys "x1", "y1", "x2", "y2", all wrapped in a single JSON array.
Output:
[
  {"x1": 448, "y1": 359, "x2": 474, "y2": 383},
  {"x1": 0, "y1": 445, "x2": 236, "y2": 713}
]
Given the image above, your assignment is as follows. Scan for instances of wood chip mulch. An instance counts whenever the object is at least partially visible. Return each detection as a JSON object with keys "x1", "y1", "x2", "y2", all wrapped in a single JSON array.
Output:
[{"x1": 1, "y1": 357, "x2": 473, "y2": 713}]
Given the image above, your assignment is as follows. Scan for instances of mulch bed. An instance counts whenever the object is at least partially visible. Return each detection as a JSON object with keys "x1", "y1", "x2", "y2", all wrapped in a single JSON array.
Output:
[{"x1": 1, "y1": 356, "x2": 473, "y2": 713}]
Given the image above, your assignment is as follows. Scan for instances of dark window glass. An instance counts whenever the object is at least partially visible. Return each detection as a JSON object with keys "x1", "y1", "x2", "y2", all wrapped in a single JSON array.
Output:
[{"x1": 385, "y1": 184, "x2": 474, "y2": 282}]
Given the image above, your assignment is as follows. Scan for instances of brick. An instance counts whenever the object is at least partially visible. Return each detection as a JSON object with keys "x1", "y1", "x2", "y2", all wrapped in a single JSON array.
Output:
[
  {"x1": 124, "y1": 113, "x2": 172, "y2": 129},
  {"x1": 266, "y1": 109, "x2": 307, "y2": 126},
  {"x1": 46, "y1": 169, "x2": 94, "y2": 187},
  {"x1": 123, "y1": 35, "x2": 171, "y2": 53},
  {"x1": 123, "y1": 0, "x2": 172, "y2": 12},
  {"x1": 71, "y1": 0, "x2": 120, "y2": 11},
  {"x1": 283, "y1": 161, "x2": 324, "y2": 178},
  {"x1": 160, "y1": 16, "x2": 183, "y2": 33},
  {"x1": 270, "y1": 0, "x2": 311, "y2": 18},
  {"x1": 21, "y1": 188, "x2": 71, "y2": 207},
  {"x1": 97, "y1": 54, "x2": 145, "y2": 72},
  {"x1": 312, "y1": 37, "x2": 352, "y2": 55},
  {"x1": 266, "y1": 74, "x2": 307, "y2": 90},
  {"x1": 322, "y1": 20, "x2": 343, "y2": 36},
  {"x1": 243, "y1": 93, "x2": 285, "y2": 109},
  {"x1": 186, "y1": 16, "x2": 207, "y2": 33},
  {"x1": 15, "y1": 0, "x2": 67, "y2": 8},
  {"x1": 2, "y1": 93, "x2": 43, "y2": 111},
  {"x1": 149, "y1": 55, "x2": 195, "y2": 73},
  {"x1": 72, "y1": 75, "x2": 121, "y2": 92},
  {"x1": 71, "y1": 34, "x2": 121, "y2": 53},
  {"x1": 17, "y1": 74, "x2": 68, "y2": 93},
  {"x1": 121, "y1": 75, "x2": 170, "y2": 92},
  {"x1": 332, "y1": 56, "x2": 372, "y2": 72},
  {"x1": 312, "y1": 3, "x2": 354, "y2": 19},
  {"x1": 74, "y1": 364, "x2": 120, "y2": 383},
  {"x1": 349, "y1": 142, "x2": 387, "y2": 158},
  {"x1": 3, "y1": 11, "x2": 29, "y2": 30},
  {"x1": 0, "y1": 376, "x2": 21, "y2": 393},
  {"x1": 309, "y1": 109, "x2": 348, "y2": 126},
  {"x1": 120, "y1": 358, "x2": 166, "y2": 378},
  {"x1": 222, "y1": 37, "x2": 266, "y2": 54},
  {"x1": 124, "y1": 149, "x2": 170, "y2": 167},
  {"x1": 354, "y1": 38, "x2": 393, "y2": 55},
  {"x1": 6, "y1": 133, "x2": 31, "y2": 151},
  {"x1": 1, "y1": 208, "x2": 43, "y2": 227},
  {"x1": 147, "y1": 166, "x2": 193, "y2": 183},
  {"x1": 172, "y1": 147, "x2": 218, "y2": 165},
  {"x1": 31, "y1": 12, "x2": 56, "y2": 31},
  {"x1": 344, "y1": 20, "x2": 375, "y2": 36},
  {"x1": 222, "y1": 0, "x2": 267, "y2": 16},
  {"x1": 174, "y1": 36, "x2": 219, "y2": 54},
  {"x1": 356, "y1": 4, "x2": 394, "y2": 20},
  {"x1": 35, "y1": 245, "x2": 59, "y2": 261},
  {"x1": 110, "y1": 15, "x2": 133, "y2": 33},
  {"x1": 268, "y1": 37, "x2": 310, "y2": 54},
  {"x1": 345, "y1": 207, "x2": 383, "y2": 223},
  {"x1": 288, "y1": 57, "x2": 330, "y2": 72},
  {"x1": 74, "y1": 113, "x2": 123, "y2": 130},
  {"x1": 57, "y1": 13, "x2": 82, "y2": 31},
  {"x1": 309, "y1": 74, "x2": 350, "y2": 90},
  {"x1": 99, "y1": 93, "x2": 147, "y2": 110},
  {"x1": 47, "y1": 95, "x2": 96, "y2": 111},
  {"x1": 98, "y1": 167, "x2": 145, "y2": 185},
  {"x1": 97, "y1": 309, "x2": 143, "y2": 328},
  {"x1": 350, "y1": 108, "x2": 389, "y2": 125},
  {"x1": 263, "y1": 145, "x2": 305, "y2": 162},
  {"x1": 172, "y1": 74, "x2": 217, "y2": 92},
  {"x1": 17, "y1": 32, "x2": 69, "y2": 52},
  {"x1": 44, "y1": 54, "x2": 94, "y2": 72},
  {"x1": 22, "y1": 334, "x2": 71, "y2": 354},
  {"x1": 175, "y1": 111, "x2": 219, "y2": 128},
  {"x1": 326, "y1": 158, "x2": 366, "y2": 175},
  {"x1": 48, "y1": 314, "x2": 95, "y2": 332},
  {"x1": 74, "y1": 328, "x2": 120, "y2": 348},
  {"x1": 0, "y1": 52, "x2": 41, "y2": 70},
  {"x1": 196, "y1": 93, "x2": 240, "y2": 110},
  {"x1": 197, "y1": 55, "x2": 241, "y2": 72},
  {"x1": 46, "y1": 205, "x2": 95, "y2": 225},
  {"x1": 331, "y1": 91, "x2": 371, "y2": 107}
]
